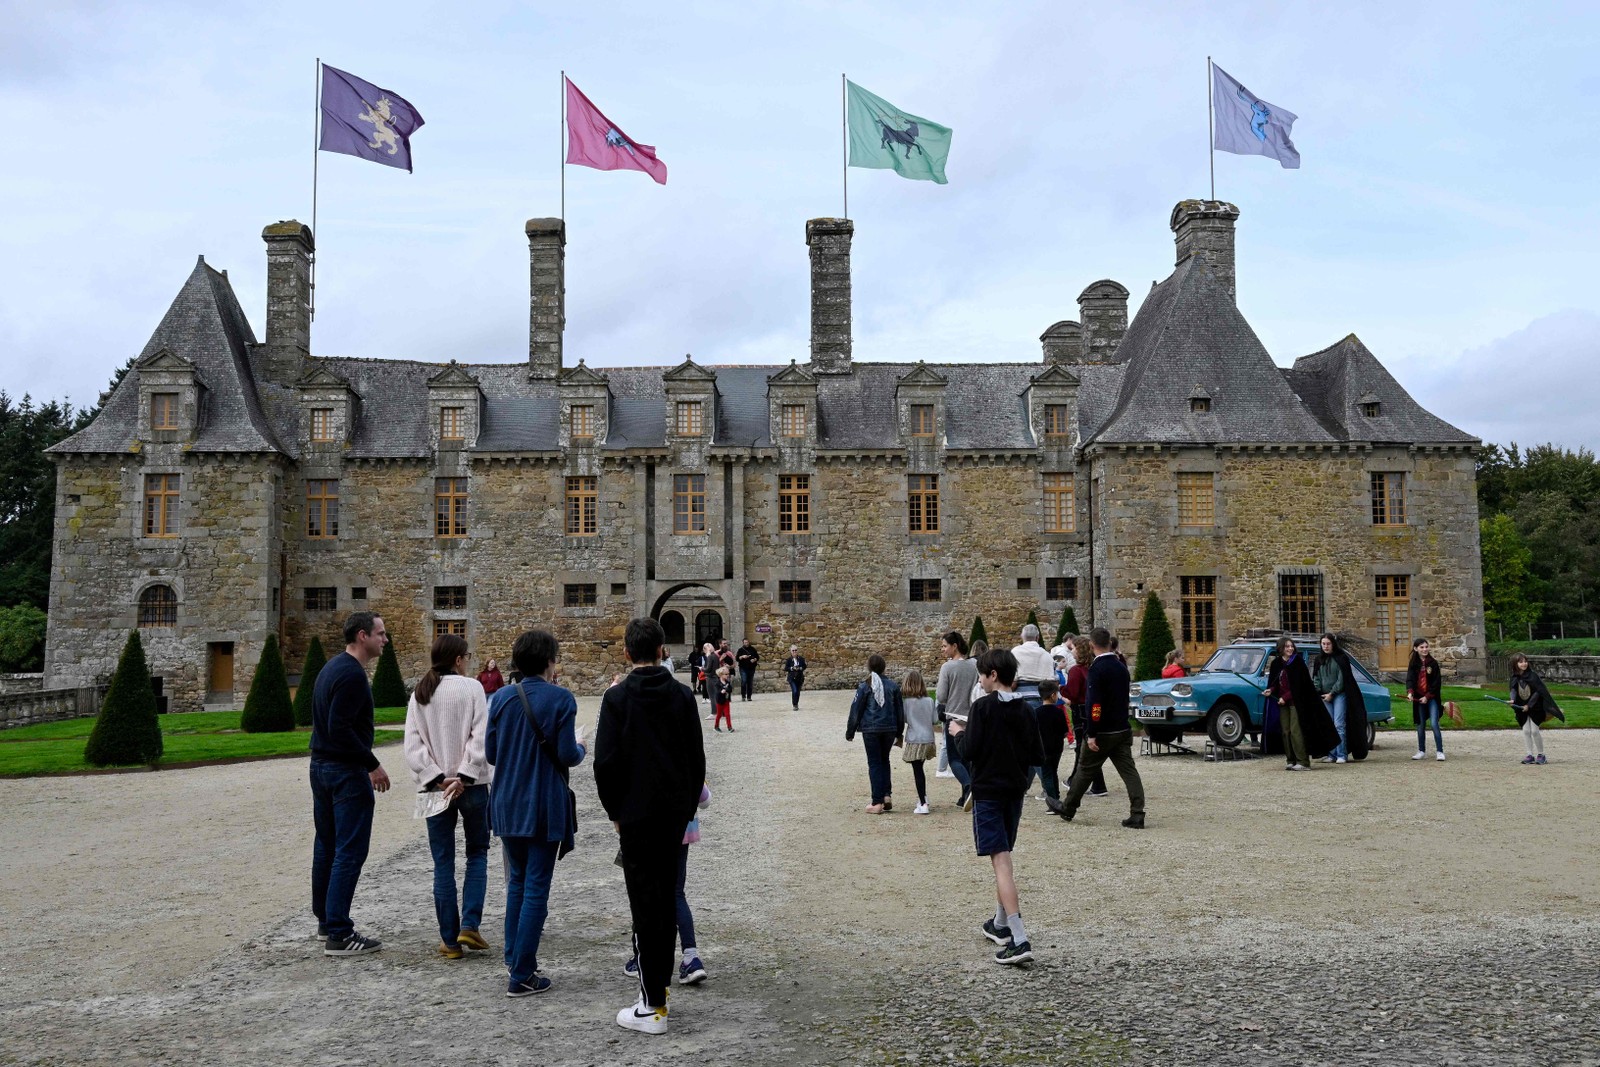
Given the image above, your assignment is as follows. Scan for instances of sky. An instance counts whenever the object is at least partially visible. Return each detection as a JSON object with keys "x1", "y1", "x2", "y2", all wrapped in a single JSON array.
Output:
[{"x1": 3, "y1": 0, "x2": 1598, "y2": 451}]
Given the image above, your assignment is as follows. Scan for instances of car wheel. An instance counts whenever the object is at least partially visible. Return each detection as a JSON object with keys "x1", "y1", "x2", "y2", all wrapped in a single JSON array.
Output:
[
  {"x1": 1145, "y1": 724, "x2": 1182, "y2": 745},
  {"x1": 1207, "y1": 701, "x2": 1248, "y2": 748},
  {"x1": 1366, "y1": 721, "x2": 1377, "y2": 749}
]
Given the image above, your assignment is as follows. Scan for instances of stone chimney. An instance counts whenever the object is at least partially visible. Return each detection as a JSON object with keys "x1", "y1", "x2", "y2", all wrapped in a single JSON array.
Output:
[
  {"x1": 260, "y1": 221, "x2": 313, "y2": 385},
  {"x1": 806, "y1": 218, "x2": 853, "y2": 375},
  {"x1": 526, "y1": 217, "x2": 565, "y2": 380},
  {"x1": 1077, "y1": 280, "x2": 1130, "y2": 363},
  {"x1": 1039, "y1": 320, "x2": 1083, "y2": 365},
  {"x1": 1170, "y1": 199, "x2": 1240, "y2": 301}
]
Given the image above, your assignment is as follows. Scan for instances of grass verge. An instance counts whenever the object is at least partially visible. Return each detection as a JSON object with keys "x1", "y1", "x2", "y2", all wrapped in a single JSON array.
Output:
[
  {"x1": 1376, "y1": 684, "x2": 1598, "y2": 730},
  {"x1": 1486, "y1": 638, "x2": 1600, "y2": 657}
]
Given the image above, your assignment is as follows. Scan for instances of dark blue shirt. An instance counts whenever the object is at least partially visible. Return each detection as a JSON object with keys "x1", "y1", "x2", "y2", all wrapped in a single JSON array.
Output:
[
  {"x1": 1084, "y1": 653, "x2": 1132, "y2": 737},
  {"x1": 310, "y1": 652, "x2": 377, "y2": 770}
]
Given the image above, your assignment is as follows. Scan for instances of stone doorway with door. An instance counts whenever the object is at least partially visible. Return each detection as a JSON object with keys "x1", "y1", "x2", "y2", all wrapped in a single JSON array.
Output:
[{"x1": 650, "y1": 582, "x2": 731, "y2": 663}]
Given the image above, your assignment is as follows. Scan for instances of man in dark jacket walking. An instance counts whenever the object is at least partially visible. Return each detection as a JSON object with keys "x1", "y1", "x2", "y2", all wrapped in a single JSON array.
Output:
[
  {"x1": 736, "y1": 638, "x2": 760, "y2": 701},
  {"x1": 595, "y1": 617, "x2": 707, "y2": 1036},
  {"x1": 1057, "y1": 628, "x2": 1146, "y2": 828}
]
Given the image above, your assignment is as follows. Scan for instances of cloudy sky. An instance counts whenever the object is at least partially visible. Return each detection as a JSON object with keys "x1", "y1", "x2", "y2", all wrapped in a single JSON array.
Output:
[{"x1": 3, "y1": 1, "x2": 1597, "y2": 450}]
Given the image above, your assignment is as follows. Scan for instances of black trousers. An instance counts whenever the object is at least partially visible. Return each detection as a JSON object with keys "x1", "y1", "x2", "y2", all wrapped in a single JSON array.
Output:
[
  {"x1": 1068, "y1": 705, "x2": 1106, "y2": 794},
  {"x1": 619, "y1": 817, "x2": 689, "y2": 1008},
  {"x1": 1060, "y1": 729, "x2": 1145, "y2": 818},
  {"x1": 739, "y1": 667, "x2": 755, "y2": 700},
  {"x1": 1036, "y1": 712, "x2": 1068, "y2": 802}
]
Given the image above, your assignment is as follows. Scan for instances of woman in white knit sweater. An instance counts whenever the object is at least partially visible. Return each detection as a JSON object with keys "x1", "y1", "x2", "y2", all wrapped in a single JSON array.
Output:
[{"x1": 404, "y1": 634, "x2": 493, "y2": 959}]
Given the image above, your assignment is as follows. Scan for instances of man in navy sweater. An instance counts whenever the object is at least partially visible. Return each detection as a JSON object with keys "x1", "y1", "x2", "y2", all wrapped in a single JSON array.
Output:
[
  {"x1": 1056, "y1": 627, "x2": 1146, "y2": 829},
  {"x1": 310, "y1": 611, "x2": 392, "y2": 955}
]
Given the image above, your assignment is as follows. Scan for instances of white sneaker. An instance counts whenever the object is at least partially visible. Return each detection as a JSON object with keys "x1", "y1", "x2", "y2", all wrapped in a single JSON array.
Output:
[
  {"x1": 1335, "y1": 757, "x2": 1347, "y2": 764},
  {"x1": 616, "y1": 998, "x2": 668, "y2": 1035},
  {"x1": 1411, "y1": 751, "x2": 1426, "y2": 760},
  {"x1": 1436, "y1": 752, "x2": 1446, "y2": 762},
  {"x1": 935, "y1": 768, "x2": 955, "y2": 779},
  {"x1": 914, "y1": 802, "x2": 930, "y2": 814},
  {"x1": 1286, "y1": 764, "x2": 1306, "y2": 772}
]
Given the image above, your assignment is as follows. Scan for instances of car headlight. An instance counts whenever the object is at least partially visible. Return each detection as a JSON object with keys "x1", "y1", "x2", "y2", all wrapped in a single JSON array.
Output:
[
  {"x1": 1171, "y1": 683, "x2": 1193, "y2": 698},
  {"x1": 1129, "y1": 684, "x2": 1142, "y2": 699}
]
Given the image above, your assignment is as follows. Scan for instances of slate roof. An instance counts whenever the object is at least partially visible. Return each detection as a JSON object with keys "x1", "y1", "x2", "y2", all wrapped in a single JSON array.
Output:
[
  {"x1": 1088, "y1": 256, "x2": 1335, "y2": 446},
  {"x1": 49, "y1": 258, "x2": 284, "y2": 455},
  {"x1": 1284, "y1": 335, "x2": 1477, "y2": 445}
]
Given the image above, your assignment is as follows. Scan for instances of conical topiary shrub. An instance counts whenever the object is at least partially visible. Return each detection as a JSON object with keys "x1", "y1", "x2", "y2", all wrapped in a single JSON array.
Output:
[
  {"x1": 1055, "y1": 606, "x2": 1080, "y2": 647},
  {"x1": 1134, "y1": 591, "x2": 1177, "y2": 682},
  {"x1": 969, "y1": 615, "x2": 989, "y2": 650},
  {"x1": 1025, "y1": 609, "x2": 1040, "y2": 635},
  {"x1": 371, "y1": 639, "x2": 408, "y2": 708},
  {"x1": 84, "y1": 630, "x2": 164, "y2": 766},
  {"x1": 291, "y1": 635, "x2": 327, "y2": 727},
  {"x1": 241, "y1": 633, "x2": 295, "y2": 733}
]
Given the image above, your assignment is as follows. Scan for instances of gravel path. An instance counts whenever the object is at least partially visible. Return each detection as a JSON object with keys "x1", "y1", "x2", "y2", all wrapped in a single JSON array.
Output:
[{"x1": 3, "y1": 690, "x2": 1597, "y2": 1066}]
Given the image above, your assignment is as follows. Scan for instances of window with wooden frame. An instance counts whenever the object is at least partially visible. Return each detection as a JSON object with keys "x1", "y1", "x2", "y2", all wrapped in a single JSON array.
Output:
[
  {"x1": 309, "y1": 408, "x2": 335, "y2": 442},
  {"x1": 565, "y1": 476, "x2": 598, "y2": 536},
  {"x1": 570, "y1": 404, "x2": 595, "y2": 441},
  {"x1": 778, "y1": 474, "x2": 810, "y2": 534},
  {"x1": 1177, "y1": 472, "x2": 1215, "y2": 528},
  {"x1": 1360, "y1": 400, "x2": 1382, "y2": 418},
  {"x1": 305, "y1": 479, "x2": 340, "y2": 539},
  {"x1": 150, "y1": 393, "x2": 179, "y2": 431},
  {"x1": 433, "y1": 586, "x2": 467, "y2": 610},
  {"x1": 909, "y1": 404, "x2": 935, "y2": 438},
  {"x1": 908, "y1": 474, "x2": 940, "y2": 533},
  {"x1": 1044, "y1": 473, "x2": 1075, "y2": 532},
  {"x1": 780, "y1": 404, "x2": 806, "y2": 438},
  {"x1": 143, "y1": 473, "x2": 179, "y2": 537},
  {"x1": 1180, "y1": 576, "x2": 1218, "y2": 660},
  {"x1": 439, "y1": 406, "x2": 465, "y2": 443},
  {"x1": 1375, "y1": 574, "x2": 1413, "y2": 670},
  {"x1": 672, "y1": 474, "x2": 706, "y2": 534},
  {"x1": 137, "y1": 585, "x2": 177, "y2": 628},
  {"x1": 563, "y1": 583, "x2": 597, "y2": 607},
  {"x1": 1046, "y1": 577, "x2": 1078, "y2": 601},
  {"x1": 1043, "y1": 404, "x2": 1071, "y2": 439},
  {"x1": 1370, "y1": 472, "x2": 1406, "y2": 526},
  {"x1": 674, "y1": 401, "x2": 704, "y2": 436},
  {"x1": 1278, "y1": 574, "x2": 1323, "y2": 634},
  {"x1": 433, "y1": 619, "x2": 466, "y2": 638},
  {"x1": 909, "y1": 578, "x2": 943, "y2": 603},
  {"x1": 778, "y1": 579, "x2": 812, "y2": 604},
  {"x1": 304, "y1": 587, "x2": 337, "y2": 611},
  {"x1": 434, "y1": 477, "x2": 468, "y2": 538}
]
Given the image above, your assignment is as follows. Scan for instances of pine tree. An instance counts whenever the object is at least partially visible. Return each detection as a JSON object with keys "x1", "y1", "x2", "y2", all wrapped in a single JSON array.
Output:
[
  {"x1": 240, "y1": 633, "x2": 295, "y2": 733},
  {"x1": 83, "y1": 630, "x2": 163, "y2": 766},
  {"x1": 1025, "y1": 609, "x2": 1040, "y2": 634},
  {"x1": 1055, "y1": 606, "x2": 1080, "y2": 646},
  {"x1": 291, "y1": 635, "x2": 327, "y2": 727},
  {"x1": 969, "y1": 615, "x2": 989, "y2": 649},
  {"x1": 372, "y1": 640, "x2": 409, "y2": 708},
  {"x1": 1134, "y1": 591, "x2": 1177, "y2": 682}
]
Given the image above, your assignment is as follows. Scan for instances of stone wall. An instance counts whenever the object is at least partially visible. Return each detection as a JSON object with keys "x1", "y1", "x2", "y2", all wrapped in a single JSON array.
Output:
[
  {"x1": 1, "y1": 684, "x2": 105, "y2": 729},
  {"x1": 1486, "y1": 655, "x2": 1600, "y2": 689},
  {"x1": 0, "y1": 674, "x2": 43, "y2": 697}
]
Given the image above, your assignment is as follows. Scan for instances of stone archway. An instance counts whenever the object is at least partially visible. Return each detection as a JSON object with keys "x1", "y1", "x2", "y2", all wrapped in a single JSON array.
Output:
[
  {"x1": 651, "y1": 582, "x2": 730, "y2": 660},
  {"x1": 659, "y1": 609, "x2": 686, "y2": 646}
]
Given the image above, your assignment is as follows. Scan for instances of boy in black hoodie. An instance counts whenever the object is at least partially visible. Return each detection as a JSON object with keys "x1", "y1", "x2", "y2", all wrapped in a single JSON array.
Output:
[
  {"x1": 949, "y1": 647, "x2": 1045, "y2": 965},
  {"x1": 595, "y1": 618, "x2": 707, "y2": 1035}
]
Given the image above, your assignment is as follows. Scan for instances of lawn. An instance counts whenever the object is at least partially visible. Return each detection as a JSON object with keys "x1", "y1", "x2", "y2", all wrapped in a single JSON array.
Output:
[
  {"x1": 1486, "y1": 638, "x2": 1600, "y2": 657},
  {"x1": 1376, "y1": 684, "x2": 1600, "y2": 731},
  {"x1": 0, "y1": 707, "x2": 407, "y2": 778}
]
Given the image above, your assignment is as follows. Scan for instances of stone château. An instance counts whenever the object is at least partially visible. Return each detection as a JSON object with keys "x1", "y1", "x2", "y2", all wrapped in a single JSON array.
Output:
[{"x1": 44, "y1": 201, "x2": 1486, "y2": 711}]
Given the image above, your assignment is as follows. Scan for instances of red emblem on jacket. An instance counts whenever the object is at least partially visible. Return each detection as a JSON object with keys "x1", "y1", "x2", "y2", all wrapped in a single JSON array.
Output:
[{"x1": 1090, "y1": 703, "x2": 1102, "y2": 722}]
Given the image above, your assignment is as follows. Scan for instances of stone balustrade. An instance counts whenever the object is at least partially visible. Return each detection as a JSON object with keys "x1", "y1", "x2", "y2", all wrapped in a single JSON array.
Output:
[{"x1": 0, "y1": 685, "x2": 107, "y2": 729}]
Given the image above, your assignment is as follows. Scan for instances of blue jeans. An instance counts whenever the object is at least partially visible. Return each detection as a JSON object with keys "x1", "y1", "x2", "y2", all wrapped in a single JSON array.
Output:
[
  {"x1": 1415, "y1": 697, "x2": 1444, "y2": 753},
  {"x1": 862, "y1": 732, "x2": 895, "y2": 804},
  {"x1": 501, "y1": 837, "x2": 560, "y2": 985},
  {"x1": 1325, "y1": 693, "x2": 1348, "y2": 760},
  {"x1": 789, "y1": 677, "x2": 803, "y2": 708},
  {"x1": 675, "y1": 843, "x2": 697, "y2": 951},
  {"x1": 310, "y1": 759, "x2": 375, "y2": 941},
  {"x1": 426, "y1": 783, "x2": 491, "y2": 946}
]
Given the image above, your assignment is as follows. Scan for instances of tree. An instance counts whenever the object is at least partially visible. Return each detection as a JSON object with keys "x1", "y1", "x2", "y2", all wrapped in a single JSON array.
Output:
[
  {"x1": 1054, "y1": 606, "x2": 1080, "y2": 647},
  {"x1": 292, "y1": 636, "x2": 327, "y2": 727},
  {"x1": 0, "y1": 393, "x2": 81, "y2": 610},
  {"x1": 240, "y1": 633, "x2": 295, "y2": 733},
  {"x1": 1133, "y1": 591, "x2": 1177, "y2": 682},
  {"x1": 1025, "y1": 609, "x2": 1040, "y2": 635},
  {"x1": 372, "y1": 640, "x2": 409, "y2": 708},
  {"x1": 1480, "y1": 514, "x2": 1542, "y2": 641},
  {"x1": 84, "y1": 630, "x2": 163, "y2": 766},
  {"x1": 969, "y1": 615, "x2": 989, "y2": 650},
  {"x1": 0, "y1": 604, "x2": 48, "y2": 672}
]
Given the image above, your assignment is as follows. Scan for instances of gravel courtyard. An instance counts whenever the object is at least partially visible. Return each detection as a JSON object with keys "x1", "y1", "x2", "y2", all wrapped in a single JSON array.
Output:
[{"x1": 4, "y1": 689, "x2": 1597, "y2": 1066}]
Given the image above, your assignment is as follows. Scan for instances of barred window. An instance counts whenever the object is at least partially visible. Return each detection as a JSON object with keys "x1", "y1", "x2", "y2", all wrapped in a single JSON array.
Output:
[
  {"x1": 1046, "y1": 577, "x2": 1078, "y2": 600},
  {"x1": 909, "y1": 578, "x2": 943, "y2": 603},
  {"x1": 1177, "y1": 472, "x2": 1215, "y2": 528},
  {"x1": 309, "y1": 408, "x2": 334, "y2": 442},
  {"x1": 910, "y1": 404, "x2": 935, "y2": 437},
  {"x1": 672, "y1": 474, "x2": 706, "y2": 534},
  {"x1": 435, "y1": 477, "x2": 468, "y2": 538},
  {"x1": 137, "y1": 584, "x2": 177, "y2": 628},
  {"x1": 1044, "y1": 473, "x2": 1075, "y2": 532},
  {"x1": 781, "y1": 404, "x2": 806, "y2": 438},
  {"x1": 439, "y1": 406, "x2": 465, "y2": 442},
  {"x1": 433, "y1": 586, "x2": 467, "y2": 610},
  {"x1": 778, "y1": 579, "x2": 811, "y2": 604},
  {"x1": 143, "y1": 473, "x2": 179, "y2": 537},
  {"x1": 1044, "y1": 405, "x2": 1071, "y2": 438},
  {"x1": 570, "y1": 404, "x2": 595, "y2": 440},
  {"x1": 563, "y1": 583, "x2": 597, "y2": 607},
  {"x1": 304, "y1": 587, "x2": 337, "y2": 611},
  {"x1": 306, "y1": 479, "x2": 339, "y2": 539},
  {"x1": 1371, "y1": 472, "x2": 1406, "y2": 525},
  {"x1": 151, "y1": 393, "x2": 179, "y2": 431},
  {"x1": 1278, "y1": 574, "x2": 1323, "y2": 634},
  {"x1": 908, "y1": 474, "x2": 939, "y2": 533},
  {"x1": 675, "y1": 401, "x2": 704, "y2": 436},
  {"x1": 565, "y1": 476, "x2": 598, "y2": 536},
  {"x1": 779, "y1": 474, "x2": 810, "y2": 534}
]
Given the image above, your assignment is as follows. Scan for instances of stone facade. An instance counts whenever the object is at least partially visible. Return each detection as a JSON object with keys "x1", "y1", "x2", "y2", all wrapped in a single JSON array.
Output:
[{"x1": 44, "y1": 201, "x2": 1487, "y2": 710}]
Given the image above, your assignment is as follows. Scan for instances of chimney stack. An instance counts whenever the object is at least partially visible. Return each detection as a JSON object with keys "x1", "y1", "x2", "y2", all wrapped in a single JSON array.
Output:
[
  {"x1": 1170, "y1": 199, "x2": 1239, "y2": 302},
  {"x1": 1039, "y1": 320, "x2": 1083, "y2": 365},
  {"x1": 1077, "y1": 280, "x2": 1130, "y2": 363},
  {"x1": 526, "y1": 218, "x2": 565, "y2": 380},
  {"x1": 806, "y1": 218, "x2": 853, "y2": 375},
  {"x1": 260, "y1": 221, "x2": 313, "y2": 384}
]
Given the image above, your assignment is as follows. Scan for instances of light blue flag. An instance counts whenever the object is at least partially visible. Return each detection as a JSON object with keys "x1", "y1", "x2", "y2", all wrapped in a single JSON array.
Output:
[{"x1": 1212, "y1": 64, "x2": 1300, "y2": 169}]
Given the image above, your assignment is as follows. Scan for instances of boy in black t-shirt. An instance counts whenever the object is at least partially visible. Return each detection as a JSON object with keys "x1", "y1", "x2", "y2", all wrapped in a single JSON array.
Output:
[{"x1": 949, "y1": 647, "x2": 1045, "y2": 965}]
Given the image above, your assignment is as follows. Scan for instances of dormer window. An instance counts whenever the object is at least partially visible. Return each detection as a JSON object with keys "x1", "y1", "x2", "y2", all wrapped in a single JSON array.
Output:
[
  {"x1": 910, "y1": 404, "x2": 935, "y2": 437},
  {"x1": 781, "y1": 404, "x2": 806, "y2": 438},
  {"x1": 310, "y1": 408, "x2": 334, "y2": 442},
  {"x1": 1190, "y1": 396, "x2": 1212, "y2": 414},
  {"x1": 1044, "y1": 405, "x2": 1071, "y2": 438},
  {"x1": 151, "y1": 393, "x2": 179, "y2": 431},
  {"x1": 571, "y1": 404, "x2": 595, "y2": 440},
  {"x1": 675, "y1": 401, "x2": 704, "y2": 437},
  {"x1": 439, "y1": 406, "x2": 465, "y2": 443},
  {"x1": 1361, "y1": 401, "x2": 1381, "y2": 418}
]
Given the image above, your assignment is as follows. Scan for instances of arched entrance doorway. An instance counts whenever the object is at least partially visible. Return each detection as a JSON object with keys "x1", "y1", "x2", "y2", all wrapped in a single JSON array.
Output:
[
  {"x1": 659, "y1": 610, "x2": 686, "y2": 646},
  {"x1": 694, "y1": 609, "x2": 723, "y2": 649},
  {"x1": 651, "y1": 582, "x2": 729, "y2": 659}
]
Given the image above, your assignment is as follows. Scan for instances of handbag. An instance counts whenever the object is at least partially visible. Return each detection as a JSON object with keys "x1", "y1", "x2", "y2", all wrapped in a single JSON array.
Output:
[{"x1": 512, "y1": 682, "x2": 579, "y2": 860}]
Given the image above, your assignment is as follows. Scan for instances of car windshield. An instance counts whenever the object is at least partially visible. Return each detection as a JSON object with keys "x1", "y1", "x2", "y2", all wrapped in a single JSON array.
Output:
[{"x1": 1202, "y1": 647, "x2": 1268, "y2": 676}]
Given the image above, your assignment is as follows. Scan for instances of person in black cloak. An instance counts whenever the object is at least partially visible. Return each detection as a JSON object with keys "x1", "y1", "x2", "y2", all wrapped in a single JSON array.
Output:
[
  {"x1": 1313, "y1": 633, "x2": 1370, "y2": 764},
  {"x1": 1509, "y1": 652, "x2": 1564, "y2": 765},
  {"x1": 1265, "y1": 636, "x2": 1339, "y2": 771}
]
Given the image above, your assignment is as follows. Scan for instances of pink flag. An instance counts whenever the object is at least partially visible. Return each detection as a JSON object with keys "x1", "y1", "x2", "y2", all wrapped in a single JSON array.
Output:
[{"x1": 564, "y1": 77, "x2": 667, "y2": 185}]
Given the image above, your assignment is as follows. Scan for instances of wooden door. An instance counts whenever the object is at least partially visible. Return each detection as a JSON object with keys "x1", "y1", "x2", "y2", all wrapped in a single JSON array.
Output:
[
  {"x1": 1180, "y1": 576, "x2": 1218, "y2": 663},
  {"x1": 207, "y1": 642, "x2": 235, "y2": 698},
  {"x1": 1375, "y1": 576, "x2": 1411, "y2": 671}
]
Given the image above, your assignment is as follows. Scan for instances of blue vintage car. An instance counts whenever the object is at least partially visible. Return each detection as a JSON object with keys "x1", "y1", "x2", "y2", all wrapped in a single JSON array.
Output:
[{"x1": 1132, "y1": 639, "x2": 1394, "y2": 748}]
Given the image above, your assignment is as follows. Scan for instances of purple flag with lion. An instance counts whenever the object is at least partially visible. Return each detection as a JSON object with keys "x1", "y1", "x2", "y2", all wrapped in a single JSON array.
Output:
[{"x1": 319, "y1": 64, "x2": 425, "y2": 173}]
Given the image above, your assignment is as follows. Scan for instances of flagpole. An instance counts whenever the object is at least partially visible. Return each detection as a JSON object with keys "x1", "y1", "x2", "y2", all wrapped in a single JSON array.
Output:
[
  {"x1": 560, "y1": 70, "x2": 566, "y2": 223},
  {"x1": 311, "y1": 57, "x2": 321, "y2": 323},
  {"x1": 1207, "y1": 56, "x2": 1215, "y2": 201},
  {"x1": 841, "y1": 73, "x2": 848, "y2": 219}
]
